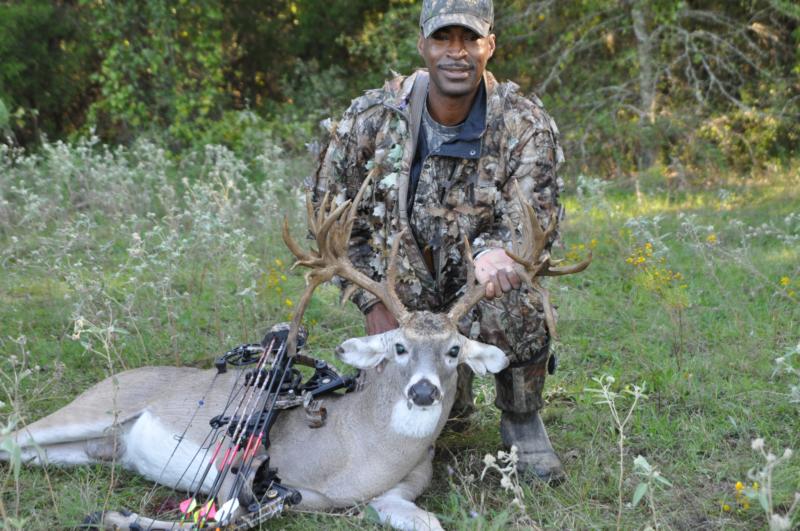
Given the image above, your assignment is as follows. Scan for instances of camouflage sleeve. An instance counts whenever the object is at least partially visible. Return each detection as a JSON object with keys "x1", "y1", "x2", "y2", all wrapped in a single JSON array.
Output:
[
  {"x1": 475, "y1": 94, "x2": 564, "y2": 255},
  {"x1": 307, "y1": 99, "x2": 382, "y2": 313}
]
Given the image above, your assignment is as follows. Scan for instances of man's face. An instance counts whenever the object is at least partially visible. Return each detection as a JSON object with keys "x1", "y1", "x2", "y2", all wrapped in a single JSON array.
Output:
[{"x1": 417, "y1": 25, "x2": 496, "y2": 100}]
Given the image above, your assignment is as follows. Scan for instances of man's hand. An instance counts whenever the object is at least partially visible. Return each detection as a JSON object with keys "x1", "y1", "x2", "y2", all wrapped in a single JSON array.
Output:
[
  {"x1": 474, "y1": 248, "x2": 522, "y2": 299},
  {"x1": 364, "y1": 302, "x2": 400, "y2": 335}
]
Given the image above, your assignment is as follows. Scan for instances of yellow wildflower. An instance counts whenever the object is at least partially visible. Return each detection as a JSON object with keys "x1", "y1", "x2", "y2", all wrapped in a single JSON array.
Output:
[
  {"x1": 735, "y1": 481, "x2": 744, "y2": 492},
  {"x1": 780, "y1": 276, "x2": 791, "y2": 287},
  {"x1": 722, "y1": 503, "x2": 731, "y2": 512},
  {"x1": 284, "y1": 298, "x2": 293, "y2": 307},
  {"x1": 274, "y1": 258, "x2": 284, "y2": 267},
  {"x1": 706, "y1": 233, "x2": 717, "y2": 244},
  {"x1": 753, "y1": 481, "x2": 759, "y2": 491}
]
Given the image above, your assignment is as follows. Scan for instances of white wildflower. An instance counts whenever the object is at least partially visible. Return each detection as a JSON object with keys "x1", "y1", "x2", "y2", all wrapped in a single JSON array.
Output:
[
  {"x1": 769, "y1": 514, "x2": 791, "y2": 531},
  {"x1": 482, "y1": 453, "x2": 496, "y2": 467}
]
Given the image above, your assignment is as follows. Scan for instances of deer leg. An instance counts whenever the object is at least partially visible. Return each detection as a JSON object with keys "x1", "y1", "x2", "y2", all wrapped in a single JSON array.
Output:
[
  {"x1": 13, "y1": 435, "x2": 125, "y2": 466},
  {"x1": 368, "y1": 447, "x2": 442, "y2": 531},
  {"x1": 291, "y1": 488, "x2": 335, "y2": 510},
  {"x1": 4, "y1": 415, "x2": 134, "y2": 466},
  {"x1": 96, "y1": 510, "x2": 196, "y2": 530}
]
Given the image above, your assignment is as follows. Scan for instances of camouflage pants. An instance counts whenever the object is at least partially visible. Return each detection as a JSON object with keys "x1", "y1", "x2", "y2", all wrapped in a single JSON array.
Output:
[{"x1": 456, "y1": 288, "x2": 552, "y2": 414}]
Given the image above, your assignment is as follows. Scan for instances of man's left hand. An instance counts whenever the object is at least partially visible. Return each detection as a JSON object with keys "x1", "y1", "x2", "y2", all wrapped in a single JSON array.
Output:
[{"x1": 474, "y1": 248, "x2": 522, "y2": 299}]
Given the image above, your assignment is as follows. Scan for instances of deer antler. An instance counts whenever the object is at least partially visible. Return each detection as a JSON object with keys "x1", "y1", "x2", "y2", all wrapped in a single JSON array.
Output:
[
  {"x1": 282, "y1": 175, "x2": 410, "y2": 354},
  {"x1": 505, "y1": 180, "x2": 592, "y2": 338},
  {"x1": 446, "y1": 238, "x2": 487, "y2": 323},
  {"x1": 447, "y1": 180, "x2": 591, "y2": 339}
]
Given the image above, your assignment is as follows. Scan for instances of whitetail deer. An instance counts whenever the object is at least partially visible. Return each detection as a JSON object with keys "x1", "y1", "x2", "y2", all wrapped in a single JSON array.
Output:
[{"x1": 2, "y1": 177, "x2": 589, "y2": 530}]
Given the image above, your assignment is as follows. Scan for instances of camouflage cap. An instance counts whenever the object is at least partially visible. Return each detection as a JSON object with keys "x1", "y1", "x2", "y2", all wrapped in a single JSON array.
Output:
[{"x1": 420, "y1": 0, "x2": 494, "y2": 38}]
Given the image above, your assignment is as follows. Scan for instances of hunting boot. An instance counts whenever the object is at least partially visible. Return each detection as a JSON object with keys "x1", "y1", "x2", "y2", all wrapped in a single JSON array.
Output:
[
  {"x1": 499, "y1": 410, "x2": 563, "y2": 482},
  {"x1": 495, "y1": 346, "x2": 564, "y2": 483}
]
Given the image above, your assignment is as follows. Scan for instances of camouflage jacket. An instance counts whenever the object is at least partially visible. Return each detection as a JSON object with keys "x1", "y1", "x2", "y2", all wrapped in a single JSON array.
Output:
[{"x1": 309, "y1": 69, "x2": 565, "y2": 314}]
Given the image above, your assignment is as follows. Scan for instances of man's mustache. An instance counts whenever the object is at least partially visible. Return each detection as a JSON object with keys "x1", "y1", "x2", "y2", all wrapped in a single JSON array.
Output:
[{"x1": 438, "y1": 62, "x2": 474, "y2": 70}]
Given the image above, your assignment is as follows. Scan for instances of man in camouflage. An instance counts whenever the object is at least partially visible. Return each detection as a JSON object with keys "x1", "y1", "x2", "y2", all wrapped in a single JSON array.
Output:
[{"x1": 310, "y1": 0, "x2": 567, "y2": 481}]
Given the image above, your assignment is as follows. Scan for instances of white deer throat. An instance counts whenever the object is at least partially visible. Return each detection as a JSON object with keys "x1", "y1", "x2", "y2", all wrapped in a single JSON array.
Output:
[{"x1": 389, "y1": 400, "x2": 443, "y2": 438}]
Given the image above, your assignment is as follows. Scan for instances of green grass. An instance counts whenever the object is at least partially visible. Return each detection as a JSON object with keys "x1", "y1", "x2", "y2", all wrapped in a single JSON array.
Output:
[{"x1": 1, "y1": 141, "x2": 798, "y2": 529}]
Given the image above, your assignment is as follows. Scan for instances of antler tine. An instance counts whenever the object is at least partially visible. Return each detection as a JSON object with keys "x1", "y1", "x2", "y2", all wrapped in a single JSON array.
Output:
[
  {"x1": 447, "y1": 237, "x2": 488, "y2": 322},
  {"x1": 541, "y1": 252, "x2": 592, "y2": 276},
  {"x1": 282, "y1": 217, "x2": 315, "y2": 267},
  {"x1": 326, "y1": 168, "x2": 376, "y2": 263},
  {"x1": 285, "y1": 273, "x2": 328, "y2": 356},
  {"x1": 382, "y1": 229, "x2": 411, "y2": 321},
  {"x1": 532, "y1": 283, "x2": 558, "y2": 340},
  {"x1": 315, "y1": 198, "x2": 352, "y2": 260},
  {"x1": 509, "y1": 182, "x2": 556, "y2": 267},
  {"x1": 315, "y1": 190, "x2": 337, "y2": 235}
]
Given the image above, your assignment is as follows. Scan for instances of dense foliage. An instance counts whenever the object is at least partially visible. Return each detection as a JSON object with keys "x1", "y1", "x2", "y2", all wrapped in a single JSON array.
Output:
[{"x1": 0, "y1": 0, "x2": 798, "y2": 175}]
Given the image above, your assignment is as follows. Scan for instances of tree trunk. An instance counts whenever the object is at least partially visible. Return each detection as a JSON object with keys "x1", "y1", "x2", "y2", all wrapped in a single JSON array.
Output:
[{"x1": 630, "y1": 1, "x2": 658, "y2": 174}]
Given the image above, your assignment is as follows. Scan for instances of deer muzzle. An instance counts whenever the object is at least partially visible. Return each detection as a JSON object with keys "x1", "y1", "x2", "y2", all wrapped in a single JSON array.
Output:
[{"x1": 407, "y1": 378, "x2": 442, "y2": 407}]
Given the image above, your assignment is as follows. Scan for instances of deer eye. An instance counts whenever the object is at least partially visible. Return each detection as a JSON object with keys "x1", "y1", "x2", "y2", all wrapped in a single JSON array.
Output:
[
  {"x1": 447, "y1": 346, "x2": 460, "y2": 358},
  {"x1": 395, "y1": 343, "x2": 407, "y2": 355}
]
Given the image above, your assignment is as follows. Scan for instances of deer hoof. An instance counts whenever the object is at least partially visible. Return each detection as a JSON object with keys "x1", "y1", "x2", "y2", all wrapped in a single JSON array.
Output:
[{"x1": 81, "y1": 511, "x2": 104, "y2": 529}]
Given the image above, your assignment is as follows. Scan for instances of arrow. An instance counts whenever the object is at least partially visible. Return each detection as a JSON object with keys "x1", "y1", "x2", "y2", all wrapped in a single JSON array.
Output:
[{"x1": 216, "y1": 498, "x2": 240, "y2": 525}]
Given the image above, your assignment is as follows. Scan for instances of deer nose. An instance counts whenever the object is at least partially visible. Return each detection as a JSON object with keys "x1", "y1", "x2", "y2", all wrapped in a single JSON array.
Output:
[{"x1": 408, "y1": 379, "x2": 441, "y2": 406}]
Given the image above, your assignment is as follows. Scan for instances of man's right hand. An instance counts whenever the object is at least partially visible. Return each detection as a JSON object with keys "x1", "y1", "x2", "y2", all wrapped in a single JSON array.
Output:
[{"x1": 364, "y1": 302, "x2": 400, "y2": 335}]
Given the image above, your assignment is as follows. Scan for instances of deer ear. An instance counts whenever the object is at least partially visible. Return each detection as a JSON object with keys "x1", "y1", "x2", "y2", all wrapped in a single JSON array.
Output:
[
  {"x1": 461, "y1": 339, "x2": 509, "y2": 375},
  {"x1": 336, "y1": 330, "x2": 396, "y2": 369}
]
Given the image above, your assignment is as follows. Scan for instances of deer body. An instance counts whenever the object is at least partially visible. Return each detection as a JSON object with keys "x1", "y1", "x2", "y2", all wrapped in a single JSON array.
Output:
[
  {"x1": 9, "y1": 313, "x2": 506, "y2": 530},
  {"x1": 15, "y1": 365, "x2": 445, "y2": 500}
]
